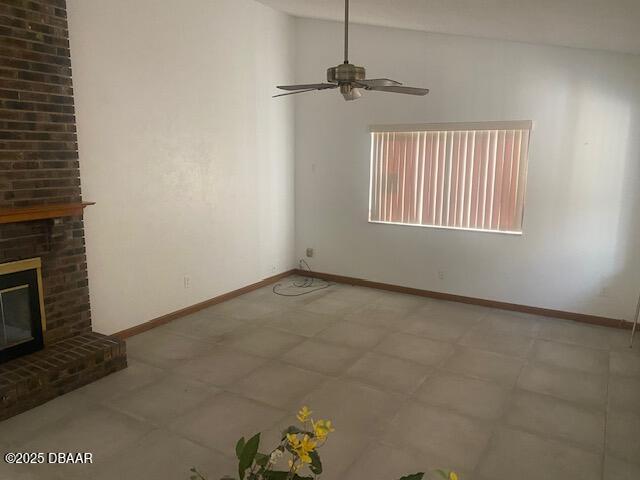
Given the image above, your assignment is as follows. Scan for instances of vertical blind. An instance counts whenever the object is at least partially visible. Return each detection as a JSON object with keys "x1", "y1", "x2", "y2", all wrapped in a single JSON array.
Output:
[{"x1": 369, "y1": 121, "x2": 531, "y2": 233}]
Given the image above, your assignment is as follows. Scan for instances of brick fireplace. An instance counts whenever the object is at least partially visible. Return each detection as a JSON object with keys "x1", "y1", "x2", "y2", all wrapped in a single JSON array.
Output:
[{"x1": 0, "y1": 0, "x2": 126, "y2": 421}]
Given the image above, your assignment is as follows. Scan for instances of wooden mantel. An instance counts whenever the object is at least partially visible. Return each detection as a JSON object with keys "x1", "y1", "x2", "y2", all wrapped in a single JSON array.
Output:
[{"x1": 0, "y1": 202, "x2": 95, "y2": 225}]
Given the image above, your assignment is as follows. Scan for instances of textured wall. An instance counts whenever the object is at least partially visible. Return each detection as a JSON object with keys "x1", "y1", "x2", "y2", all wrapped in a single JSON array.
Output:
[
  {"x1": 294, "y1": 18, "x2": 640, "y2": 321},
  {"x1": 68, "y1": 0, "x2": 296, "y2": 335}
]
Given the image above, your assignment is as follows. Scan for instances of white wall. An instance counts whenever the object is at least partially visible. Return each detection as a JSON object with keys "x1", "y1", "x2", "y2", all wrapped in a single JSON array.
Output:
[
  {"x1": 68, "y1": 0, "x2": 296, "y2": 334},
  {"x1": 293, "y1": 18, "x2": 640, "y2": 321}
]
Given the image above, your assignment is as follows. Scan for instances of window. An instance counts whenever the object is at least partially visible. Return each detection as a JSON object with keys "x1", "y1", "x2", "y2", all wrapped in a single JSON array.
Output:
[{"x1": 368, "y1": 121, "x2": 531, "y2": 234}]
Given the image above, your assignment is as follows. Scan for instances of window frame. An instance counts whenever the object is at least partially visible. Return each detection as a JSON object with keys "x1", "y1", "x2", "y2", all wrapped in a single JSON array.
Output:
[{"x1": 368, "y1": 120, "x2": 533, "y2": 236}]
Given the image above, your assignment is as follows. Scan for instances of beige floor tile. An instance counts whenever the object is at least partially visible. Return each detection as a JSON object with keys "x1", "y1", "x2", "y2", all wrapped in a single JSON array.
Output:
[
  {"x1": 20, "y1": 406, "x2": 153, "y2": 470},
  {"x1": 517, "y1": 364, "x2": 607, "y2": 408},
  {"x1": 126, "y1": 329, "x2": 216, "y2": 368},
  {"x1": 300, "y1": 296, "x2": 355, "y2": 315},
  {"x1": 169, "y1": 392, "x2": 286, "y2": 454},
  {"x1": 265, "y1": 309, "x2": 340, "y2": 337},
  {"x1": 0, "y1": 463, "x2": 69, "y2": 480},
  {"x1": 477, "y1": 311, "x2": 541, "y2": 338},
  {"x1": 344, "y1": 303, "x2": 414, "y2": 331},
  {"x1": 107, "y1": 374, "x2": 218, "y2": 425},
  {"x1": 371, "y1": 291, "x2": 430, "y2": 310},
  {"x1": 477, "y1": 427, "x2": 601, "y2": 480},
  {"x1": 505, "y1": 390, "x2": 605, "y2": 452},
  {"x1": 323, "y1": 285, "x2": 379, "y2": 304},
  {"x1": 79, "y1": 359, "x2": 166, "y2": 401},
  {"x1": 425, "y1": 300, "x2": 488, "y2": 322},
  {"x1": 608, "y1": 328, "x2": 639, "y2": 351},
  {"x1": 375, "y1": 332, "x2": 454, "y2": 366},
  {"x1": 459, "y1": 328, "x2": 534, "y2": 357},
  {"x1": 416, "y1": 373, "x2": 510, "y2": 420},
  {"x1": 225, "y1": 327, "x2": 304, "y2": 358},
  {"x1": 604, "y1": 455, "x2": 640, "y2": 480},
  {"x1": 309, "y1": 429, "x2": 370, "y2": 480},
  {"x1": 300, "y1": 378, "x2": 402, "y2": 435},
  {"x1": 1, "y1": 389, "x2": 94, "y2": 448},
  {"x1": 207, "y1": 297, "x2": 283, "y2": 320},
  {"x1": 316, "y1": 321, "x2": 388, "y2": 349},
  {"x1": 402, "y1": 314, "x2": 477, "y2": 342},
  {"x1": 172, "y1": 347, "x2": 269, "y2": 386},
  {"x1": 441, "y1": 346, "x2": 524, "y2": 386},
  {"x1": 606, "y1": 411, "x2": 640, "y2": 463},
  {"x1": 342, "y1": 442, "x2": 464, "y2": 480},
  {"x1": 531, "y1": 339, "x2": 609, "y2": 374},
  {"x1": 74, "y1": 428, "x2": 235, "y2": 480},
  {"x1": 345, "y1": 352, "x2": 430, "y2": 394},
  {"x1": 279, "y1": 338, "x2": 363, "y2": 375},
  {"x1": 383, "y1": 402, "x2": 492, "y2": 471},
  {"x1": 538, "y1": 320, "x2": 612, "y2": 350},
  {"x1": 161, "y1": 311, "x2": 250, "y2": 340},
  {"x1": 228, "y1": 361, "x2": 327, "y2": 408},
  {"x1": 608, "y1": 375, "x2": 640, "y2": 415},
  {"x1": 610, "y1": 350, "x2": 640, "y2": 377}
]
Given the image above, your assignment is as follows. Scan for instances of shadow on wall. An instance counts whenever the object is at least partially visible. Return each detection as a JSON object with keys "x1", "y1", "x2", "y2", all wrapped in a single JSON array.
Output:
[
  {"x1": 612, "y1": 86, "x2": 640, "y2": 321},
  {"x1": 554, "y1": 69, "x2": 639, "y2": 320}
]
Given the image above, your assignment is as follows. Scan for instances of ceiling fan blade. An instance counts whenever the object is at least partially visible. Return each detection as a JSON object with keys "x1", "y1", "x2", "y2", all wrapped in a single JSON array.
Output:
[
  {"x1": 368, "y1": 85, "x2": 429, "y2": 96},
  {"x1": 355, "y1": 78, "x2": 403, "y2": 87},
  {"x1": 273, "y1": 88, "x2": 318, "y2": 98},
  {"x1": 276, "y1": 83, "x2": 336, "y2": 91}
]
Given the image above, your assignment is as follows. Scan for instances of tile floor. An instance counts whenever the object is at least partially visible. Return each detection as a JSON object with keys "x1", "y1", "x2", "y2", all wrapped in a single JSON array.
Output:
[{"x1": 1, "y1": 276, "x2": 640, "y2": 480}]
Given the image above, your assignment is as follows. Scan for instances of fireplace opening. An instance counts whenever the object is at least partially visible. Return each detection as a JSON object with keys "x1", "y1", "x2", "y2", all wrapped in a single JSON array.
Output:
[{"x1": 0, "y1": 258, "x2": 45, "y2": 364}]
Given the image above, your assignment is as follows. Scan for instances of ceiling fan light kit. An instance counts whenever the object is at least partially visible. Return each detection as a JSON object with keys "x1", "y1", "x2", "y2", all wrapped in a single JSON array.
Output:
[{"x1": 274, "y1": 0, "x2": 429, "y2": 101}]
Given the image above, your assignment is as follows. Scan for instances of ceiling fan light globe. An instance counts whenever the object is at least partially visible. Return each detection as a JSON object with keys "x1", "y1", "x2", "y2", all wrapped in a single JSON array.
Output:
[{"x1": 340, "y1": 84, "x2": 362, "y2": 101}]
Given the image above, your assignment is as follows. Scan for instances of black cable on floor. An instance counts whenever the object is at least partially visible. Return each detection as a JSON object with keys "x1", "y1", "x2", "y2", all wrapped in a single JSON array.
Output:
[{"x1": 272, "y1": 259, "x2": 332, "y2": 296}]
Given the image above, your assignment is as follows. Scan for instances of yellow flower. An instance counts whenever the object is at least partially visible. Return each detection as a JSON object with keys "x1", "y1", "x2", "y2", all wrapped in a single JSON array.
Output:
[
  {"x1": 287, "y1": 433, "x2": 316, "y2": 464},
  {"x1": 312, "y1": 419, "x2": 335, "y2": 440},
  {"x1": 297, "y1": 406, "x2": 312, "y2": 423},
  {"x1": 449, "y1": 473, "x2": 458, "y2": 480},
  {"x1": 297, "y1": 435, "x2": 316, "y2": 463},
  {"x1": 286, "y1": 433, "x2": 301, "y2": 449}
]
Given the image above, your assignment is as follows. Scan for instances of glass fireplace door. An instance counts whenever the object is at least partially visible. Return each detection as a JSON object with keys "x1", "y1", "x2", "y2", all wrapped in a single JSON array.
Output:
[
  {"x1": 1, "y1": 284, "x2": 34, "y2": 349},
  {"x1": 0, "y1": 267, "x2": 44, "y2": 363}
]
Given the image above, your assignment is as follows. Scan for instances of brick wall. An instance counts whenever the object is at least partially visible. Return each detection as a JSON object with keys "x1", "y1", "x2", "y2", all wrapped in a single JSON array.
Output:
[{"x1": 0, "y1": 0, "x2": 90, "y2": 344}]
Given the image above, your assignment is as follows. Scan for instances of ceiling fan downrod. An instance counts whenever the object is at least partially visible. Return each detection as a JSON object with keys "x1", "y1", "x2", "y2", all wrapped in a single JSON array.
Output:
[{"x1": 344, "y1": 0, "x2": 349, "y2": 64}]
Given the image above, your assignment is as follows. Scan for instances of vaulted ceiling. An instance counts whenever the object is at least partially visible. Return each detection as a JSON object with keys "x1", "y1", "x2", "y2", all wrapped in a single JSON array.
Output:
[{"x1": 257, "y1": 0, "x2": 640, "y2": 55}]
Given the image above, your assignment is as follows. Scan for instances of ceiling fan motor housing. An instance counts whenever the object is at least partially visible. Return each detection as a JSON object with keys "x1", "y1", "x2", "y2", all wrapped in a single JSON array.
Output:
[{"x1": 327, "y1": 63, "x2": 366, "y2": 84}]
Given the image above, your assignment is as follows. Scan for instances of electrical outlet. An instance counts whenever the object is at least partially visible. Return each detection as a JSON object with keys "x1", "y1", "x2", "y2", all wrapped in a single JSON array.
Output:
[
  {"x1": 599, "y1": 286, "x2": 610, "y2": 298},
  {"x1": 438, "y1": 270, "x2": 445, "y2": 281},
  {"x1": 306, "y1": 248, "x2": 314, "y2": 258},
  {"x1": 183, "y1": 275, "x2": 191, "y2": 289}
]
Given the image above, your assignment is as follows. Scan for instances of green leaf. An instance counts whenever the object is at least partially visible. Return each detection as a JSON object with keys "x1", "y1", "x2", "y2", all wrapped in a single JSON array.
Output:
[
  {"x1": 254, "y1": 453, "x2": 269, "y2": 467},
  {"x1": 309, "y1": 450, "x2": 322, "y2": 475},
  {"x1": 398, "y1": 473, "x2": 425, "y2": 480},
  {"x1": 235, "y1": 437, "x2": 246, "y2": 460},
  {"x1": 282, "y1": 425, "x2": 303, "y2": 434},
  {"x1": 238, "y1": 433, "x2": 261, "y2": 480},
  {"x1": 435, "y1": 470, "x2": 449, "y2": 480},
  {"x1": 263, "y1": 471, "x2": 289, "y2": 480},
  {"x1": 263, "y1": 472, "x2": 311, "y2": 480}
]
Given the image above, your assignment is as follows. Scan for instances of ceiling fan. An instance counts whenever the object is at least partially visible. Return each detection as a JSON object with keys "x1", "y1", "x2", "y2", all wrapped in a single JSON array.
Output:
[{"x1": 274, "y1": 0, "x2": 429, "y2": 101}]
